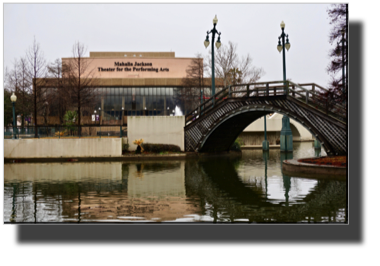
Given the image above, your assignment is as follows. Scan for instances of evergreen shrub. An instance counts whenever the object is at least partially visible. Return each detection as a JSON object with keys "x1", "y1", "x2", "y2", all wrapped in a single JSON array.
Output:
[
  {"x1": 141, "y1": 143, "x2": 181, "y2": 153},
  {"x1": 230, "y1": 137, "x2": 243, "y2": 151}
]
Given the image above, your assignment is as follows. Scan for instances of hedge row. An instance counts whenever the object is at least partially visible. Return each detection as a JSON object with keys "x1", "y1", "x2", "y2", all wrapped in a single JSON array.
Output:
[{"x1": 141, "y1": 143, "x2": 181, "y2": 153}]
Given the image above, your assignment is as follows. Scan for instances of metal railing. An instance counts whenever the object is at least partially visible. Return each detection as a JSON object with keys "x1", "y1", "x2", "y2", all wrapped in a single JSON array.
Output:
[
  {"x1": 185, "y1": 80, "x2": 347, "y2": 125},
  {"x1": 4, "y1": 125, "x2": 128, "y2": 139}
]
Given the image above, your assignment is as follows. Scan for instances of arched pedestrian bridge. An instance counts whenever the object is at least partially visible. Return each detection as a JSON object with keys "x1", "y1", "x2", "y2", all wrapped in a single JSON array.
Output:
[{"x1": 184, "y1": 81, "x2": 347, "y2": 156}]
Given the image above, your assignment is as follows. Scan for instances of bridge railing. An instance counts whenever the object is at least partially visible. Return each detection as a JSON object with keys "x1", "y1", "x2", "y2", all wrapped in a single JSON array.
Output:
[
  {"x1": 185, "y1": 80, "x2": 346, "y2": 126},
  {"x1": 287, "y1": 82, "x2": 347, "y2": 122},
  {"x1": 185, "y1": 80, "x2": 288, "y2": 125}
]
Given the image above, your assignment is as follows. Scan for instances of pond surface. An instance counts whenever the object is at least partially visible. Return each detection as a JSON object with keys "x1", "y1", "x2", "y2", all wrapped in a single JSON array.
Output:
[{"x1": 4, "y1": 142, "x2": 347, "y2": 223}]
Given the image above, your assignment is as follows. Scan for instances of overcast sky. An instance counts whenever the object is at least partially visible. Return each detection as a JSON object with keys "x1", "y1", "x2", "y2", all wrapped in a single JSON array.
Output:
[{"x1": 4, "y1": 3, "x2": 335, "y2": 88}]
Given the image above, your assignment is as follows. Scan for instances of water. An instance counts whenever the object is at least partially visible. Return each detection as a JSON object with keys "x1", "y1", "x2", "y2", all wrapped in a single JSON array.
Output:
[
  {"x1": 3, "y1": 142, "x2": 347, "y2": 223},
  {"x1": 174, "y1": 105, "x2": 183, "y2": 116}
]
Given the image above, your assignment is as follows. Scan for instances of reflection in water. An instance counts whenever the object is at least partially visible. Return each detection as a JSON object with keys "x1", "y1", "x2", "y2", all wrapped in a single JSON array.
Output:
[
  {"x1": 280, "y1": 152, "x2": 293, "y2": 207},
  {"x1": 263, "y1": 151, "x2": 269, "y2": 198},
  {"x1": 4, "y1": 142, "x2": 346, "y2": 223},
  {"x1": 186, "y1": 155, "x2": 346, "y2": 223}
]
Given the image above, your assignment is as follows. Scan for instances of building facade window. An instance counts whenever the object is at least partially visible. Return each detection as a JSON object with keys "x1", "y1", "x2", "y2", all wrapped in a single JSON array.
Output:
[{"x1": 95, "y1": 87, "x2": 180, "y2": 119}]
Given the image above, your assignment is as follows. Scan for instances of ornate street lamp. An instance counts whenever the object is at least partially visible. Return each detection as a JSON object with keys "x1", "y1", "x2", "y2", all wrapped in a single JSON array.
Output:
[
  {"x1": 277, "y1": 21, "x2": 291, "y2": 85},
  {"x1": 204, "y1": 15, "x2": 222, "y2": 107},
  {"x1": 277, "y1": 21, "x2": 293, "y2": 152},
  {"x1": 10, "y1": 92, "x2": 17, "y2": 139}
]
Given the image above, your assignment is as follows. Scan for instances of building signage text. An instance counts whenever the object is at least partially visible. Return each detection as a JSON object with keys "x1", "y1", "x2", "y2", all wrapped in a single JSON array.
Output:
[{"x1": 98, "y1": 62, "x2": 169, "y2": 73}]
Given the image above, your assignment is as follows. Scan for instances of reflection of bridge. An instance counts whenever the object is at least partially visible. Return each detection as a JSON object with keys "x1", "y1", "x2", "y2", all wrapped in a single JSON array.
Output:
[
  {"x1": 185, "y1": 157, "x2": 347, "y2": 223},
  {"x1": 184, "y1": 81, "x2": 347, "y2": 156}
]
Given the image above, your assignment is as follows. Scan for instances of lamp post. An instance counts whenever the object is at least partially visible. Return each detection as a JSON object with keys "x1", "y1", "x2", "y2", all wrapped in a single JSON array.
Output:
[
  {"x1": 277, "y1": 21, "x2": 291, "y2": 87},
  {"x1": 43, "y1": 101, "x2": 49, "y2": 137},
  {"x1": 204, "y1": 15, "x2": 222, "y2": 107},
  {"x1": 98, "y1": 107, "x2": 101, "y2": 138},
  {"x1": 10, "y1": 92, "x2": 17, "y2": 139},
  {"x1": 93, "y1": 109, "x2": 96, "y2": 137},
  {"x1": 262, "y1": 114, "x2": 269, "y2": 151},
  {"x1": 201, "y1": 89, "x2": 204, "y2": 115},
  {"x1": 120, "y1": 107, "x2": 124, "y2": 138},
  {"x1": 277, "y1": 21, "x2": 293, "y2": 152}
]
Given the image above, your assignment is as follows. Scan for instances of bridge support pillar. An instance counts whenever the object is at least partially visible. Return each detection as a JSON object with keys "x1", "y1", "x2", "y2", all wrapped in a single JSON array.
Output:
[
  {"x1": 314, "y1": 139, "x2": 321, "y2": 150},
  {"x1": 262, "y1": 115, "x2": 269, "y2": 151},
  {"x1": 280, "y1": 115, "x2": 293, "y2": 152},
  {"x1": 262, "y1": 140, "x2": 269, "y2": 151}
]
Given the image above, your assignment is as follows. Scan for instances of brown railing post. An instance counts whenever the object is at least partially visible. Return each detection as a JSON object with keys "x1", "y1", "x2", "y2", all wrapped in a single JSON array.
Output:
[
  {"x1": 306, "y1": 91, "x2": 309, "y2": 104},
  {"x1": 292, "y1": 85, "x2": 295, "y2": 96},
  {"x1": 286, "y1": 81, "x2": 289, "y2": 95},
  {"x1": 247, "y1": 85, "x2": 249, "y2": 97},
  {"x1": 266, "y1": 83, "x2": 269, "y2": 96}
]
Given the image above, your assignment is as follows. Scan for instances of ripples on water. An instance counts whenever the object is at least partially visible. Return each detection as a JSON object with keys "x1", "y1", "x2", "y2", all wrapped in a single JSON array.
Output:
[{"x1": 4, "y1": 142, "x2": 346, "y2": 223}]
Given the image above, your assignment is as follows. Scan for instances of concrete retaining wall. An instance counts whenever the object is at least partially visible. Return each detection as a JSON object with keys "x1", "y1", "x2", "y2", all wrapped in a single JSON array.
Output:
[
  {"x1": 6, "y1": 113, "x2": 314, "y2": 158},
  {"x1": 127, "y1": 116, "x2": 185, "y2": 151},
  {"x1": 243, "y1": 113, "x2": 314, "y2": 141},
  {"x1": 239, "y1": 132, "x2": 281, "y2": 145},
  {"x1": 4, "y1": 162, "x2": 122, "y2": 181},
  {"x1": 4, "y1": 138, "x2": 122, "y2": 159}
]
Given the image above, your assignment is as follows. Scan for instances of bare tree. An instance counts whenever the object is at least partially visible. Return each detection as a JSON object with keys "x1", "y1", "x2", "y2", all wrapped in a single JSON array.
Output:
[
  {"x1": 64, "y1": 41, "x2": 99, "y2": 136},
  {"x1": 208, "y1": 41, "x2": 265, "y2": 89},
  {"x1": 180, "y1": 53, "x2": 210, "y2": 112},
  {"x1": 4, "y1": 59, "x2": 20, "y2": 93},
  {"x1": 47, "y1": 58, "x2": 69, "y2": 124},
  {"x1": 227, "y1": 68, "x2": 242, "y2": 85},
  {"x1": 26, "y1": 37, "x2": 47, "y2": 137},
  {"x1": 4, "y1": 58, "x2": 33, "y2": 129},
  {"x1": 18, "y1": 57, "x2": 33, "y2": 128},
  {"x1": 326, "y1": 4, "x2": 348, "y2": 103},
  {"x1": 4, "y1": 89, "x2": 13, "y2": 126},
  {"x1": 4, "y1": 64, "x2": 20, "y2": 125}
]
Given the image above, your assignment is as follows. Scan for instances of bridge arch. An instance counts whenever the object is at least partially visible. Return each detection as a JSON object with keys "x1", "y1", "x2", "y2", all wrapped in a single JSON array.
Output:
[
  {"x1": 289, "y1": 123, "x2": 301, "y2": 140},
  {"x1": 185, "y1": 97, "x2": 346, "y2": 155},
  {"x1": 242, "y1": 112, "x2": 309, "y2": 142},
  {"x1": 198, "y1": 105, "x2": 322, "y2": 152},
  {"x1": 184, "y1": 81, "x2": 346, "y2": 155}
]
